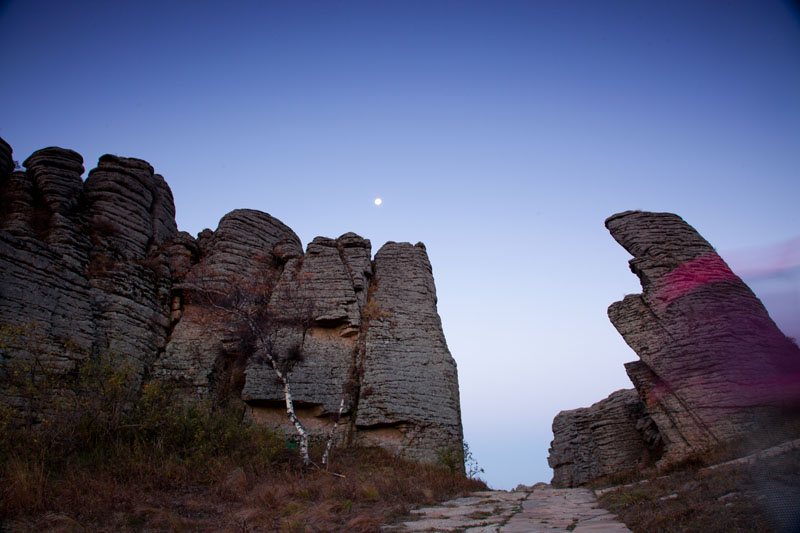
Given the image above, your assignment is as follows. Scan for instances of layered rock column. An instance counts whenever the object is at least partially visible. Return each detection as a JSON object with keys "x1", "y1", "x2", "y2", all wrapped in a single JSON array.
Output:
[
  {"x1": 549, "y1": 210, "x2": 800, "y2": 487},
  {"x1": 239, "y1": 232, "x2": 369, "y2": 430},
  {"x1": 0, "y1": 146, "x2": 96, "y2": 385},
  {"x1": 357, "y1": 242, "x2": 464, "y2": 464},
  {"x1": 0, "y1": 143, "x2": 184, "y2": 422},
  {"x1": 607, "y1": 211, "x2": 800, "y2": 462},
  {"x1": 151, "y1": 209, "x2": 305, "y2": 400}
]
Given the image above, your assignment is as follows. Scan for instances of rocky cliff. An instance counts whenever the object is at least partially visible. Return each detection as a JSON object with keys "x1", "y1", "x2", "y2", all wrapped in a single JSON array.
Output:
[
  {"x1": 549, "y1": 211, "x2": 800, "y2": 487},
  {"x1": 0, "y1": 138, "x2": 463, "y2": 465}
]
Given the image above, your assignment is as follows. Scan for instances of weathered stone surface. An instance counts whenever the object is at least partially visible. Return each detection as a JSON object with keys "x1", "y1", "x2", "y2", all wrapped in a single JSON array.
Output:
[
  {"x1": 0, "y1": 147, "x2": 94, "y2": 374},
  {"x1": 239, "y1": 232, "x2": 371, "y2": 439},
  {"x1": 549, "y1": 211, "x2": 800, "y2": 487},
  {"x1": 607, "y1": 211, "x2": 800, "y2": 463},
  {"x1": 152, "y1": 209, "x2": 304, "y2": 401},
  {"x1": 337, "y1": 231, "x2": 373, "y2": 308},
  {"x1": 84, "y1": 154, "x2": 177, "y2": 260},
  {"x1": 386, "y1": 487, "x2": 631, "y2": 532},
  {"x1": 0, "y1": 139, "x2": 465, "y2": 464},
  {"x1": 23, "y1": 147, "x2": 85, "y2": 216},
  {"x1": 0, "y1": 145, "x2": 180, "y2": 422},
  {"x1": 357, "y1": 242, "x2": 464, "y2": 464},
  {"x1": 548, "y1": 389, "x2": 653, "y2": 488}
]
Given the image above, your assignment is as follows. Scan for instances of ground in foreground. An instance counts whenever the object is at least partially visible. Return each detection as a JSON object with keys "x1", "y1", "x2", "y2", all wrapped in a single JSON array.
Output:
[
  {"x1": 2, "y1": 444, "x2": 486, "y2": 532},
  {"x1": 595, "y1": 442, "x2": 800, "y2": 532}
]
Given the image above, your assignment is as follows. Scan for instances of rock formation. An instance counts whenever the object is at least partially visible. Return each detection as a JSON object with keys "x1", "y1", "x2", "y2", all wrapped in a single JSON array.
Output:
[
  {"x1": 0, "y1": 137, "x2": 463, "y2": 465},
  {"x1": 549, "y1": 211, "x2": 800, "y2": 487},
  {"x1": 548, "y1": 389, "x2": 657, "y2": 487},
  {"x1": 357, "y1": 242, "x2": 463, "y2": 462},
  {"x1": 0, "y1": 146, "x2": 179, "y2": 396},
  {"x1": 607, "y1": 211, "x2": 800, "y2": 461}
]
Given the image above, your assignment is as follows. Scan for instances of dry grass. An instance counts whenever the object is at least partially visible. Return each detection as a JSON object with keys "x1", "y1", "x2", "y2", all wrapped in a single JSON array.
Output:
[
  {"x1": 597, "y1": 447, "x2": 800, "y2": 533},
  {"x1": 0, "y1": 350, "x2": 486, "y2": 531},
  {"x1": 1, "y1": 426, "x2": 486, "y2": 532}
]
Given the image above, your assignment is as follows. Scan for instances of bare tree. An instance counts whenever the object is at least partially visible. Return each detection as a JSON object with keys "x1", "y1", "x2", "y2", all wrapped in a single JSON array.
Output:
[{"x1": 185, "y1": 257, "x2": 319, "y2": 467}]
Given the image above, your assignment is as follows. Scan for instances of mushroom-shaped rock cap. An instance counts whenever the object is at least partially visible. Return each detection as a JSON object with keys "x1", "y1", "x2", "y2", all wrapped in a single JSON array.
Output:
[{"x1": 605, "y1": 211, "x2": 715, "y2": 261}]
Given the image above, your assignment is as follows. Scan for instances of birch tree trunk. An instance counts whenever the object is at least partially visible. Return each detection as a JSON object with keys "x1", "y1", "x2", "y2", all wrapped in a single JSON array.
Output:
[
  {"x1": 190, "y1": 275, "x2": 315, "y2": 467},
  {"x1": 322, "y1": 397, "x2": 345, "y2": 467},
  {"x1": 249, "y1": 320, "x2": 311, "y2": 466},
  {"x1": 279, "y1": 373, "x2": 309, "y2": 466}
]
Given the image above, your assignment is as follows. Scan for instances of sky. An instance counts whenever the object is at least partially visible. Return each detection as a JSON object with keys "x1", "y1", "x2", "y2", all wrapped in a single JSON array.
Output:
[{"x1": 1, "y1": 0, "x2": 799, "y2": 489}]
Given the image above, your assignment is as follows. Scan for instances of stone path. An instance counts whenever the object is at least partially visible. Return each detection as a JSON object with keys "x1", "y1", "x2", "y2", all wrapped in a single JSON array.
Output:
[{"x1": 384, "y1": 485, "x2": 630, "y2": 532}]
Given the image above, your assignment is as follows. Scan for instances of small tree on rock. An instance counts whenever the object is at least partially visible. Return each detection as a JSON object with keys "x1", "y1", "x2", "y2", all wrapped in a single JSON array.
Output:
[{"x1": 185, "y1": 257, "x2": 319, "y2": 467}]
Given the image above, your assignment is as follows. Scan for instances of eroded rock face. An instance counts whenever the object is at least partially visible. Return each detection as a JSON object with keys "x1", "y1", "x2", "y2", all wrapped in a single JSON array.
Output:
[
  {"x1": 0, "y1": 143, "x2": 181, "y2": 423},
  {"x1": 357, "y1": 242, "x2": 464, "y2": 464},
  {"x1": 550, "y1": 211, "x2": 800, "y2": 487},
  {"x1": 151, "y1": 209, "x2": 304, "y2": 401},
  {"x1": 0, "y1": 137, "x2": 463, "y2": 463},
  {"x1": 548, "y1": 389, "x2": 654, "y2": 488},
  {"x1": 240, "y1": 232, "x2": 366, "y2": 418},
  {"x1": 607, "y1": 211, "x2": 800, "y2": 462}
]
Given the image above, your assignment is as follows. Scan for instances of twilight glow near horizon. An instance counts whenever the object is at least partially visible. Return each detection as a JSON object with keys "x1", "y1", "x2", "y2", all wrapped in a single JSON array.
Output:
[{"x1": 1, "y1": 0, "x2": 799, "y2": 489}]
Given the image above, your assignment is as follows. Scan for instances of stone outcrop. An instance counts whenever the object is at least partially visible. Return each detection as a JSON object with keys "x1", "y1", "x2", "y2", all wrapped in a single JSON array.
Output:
[
  {"x1": 548, "y1": 389, "x2": 656, "y2": 487},
  {"x1": 0, "y1": 137, "x2": 13, "y2": 178},
  {"x1": 607, "y1": 211, "x2": 800, "y2": 462},
  {"x1": 357, "y1": 242, "x2": 463, "y2": 462},
  {"x1": 549, "y1": 211, "x2": 800, "y2": 487},
  {"x1": 0, "y1": 146, "x2": 180, "y2": 407},
  {"x1": 0, "y1": 137, "x2": 463, "y2": 464}
]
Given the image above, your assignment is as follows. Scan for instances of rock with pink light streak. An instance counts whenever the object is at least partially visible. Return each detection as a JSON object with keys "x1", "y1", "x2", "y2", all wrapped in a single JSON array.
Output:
[{"x1": 607, "y1": 210, "x2": 800, "y2": 464}]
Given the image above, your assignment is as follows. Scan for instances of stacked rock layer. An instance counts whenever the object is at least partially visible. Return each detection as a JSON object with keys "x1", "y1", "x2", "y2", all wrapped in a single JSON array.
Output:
[
  {"x1": 0, "y1": 138, "x2": 464, "y2": 466},
  {"x1": 549, "y1": 210, "x2": 800, "y2": 487}
]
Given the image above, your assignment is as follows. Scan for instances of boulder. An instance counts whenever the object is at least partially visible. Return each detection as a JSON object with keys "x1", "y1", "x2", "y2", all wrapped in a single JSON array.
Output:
[{"x1": 548, "y1": 389, "x2": 653, "y2": 487}]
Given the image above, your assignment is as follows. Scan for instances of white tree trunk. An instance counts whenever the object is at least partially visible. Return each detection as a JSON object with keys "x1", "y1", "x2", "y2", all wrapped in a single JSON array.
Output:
[
  {"x1": 248, "y1": 319, "x2": 311, "y2": 466},
  {"x1": 281, "y1": 376, "x2": 310, "y2": 466},
  {"x1": 193, "y1": 281, "x2": 314, "y2": 467},
  {"x1": 322, "y1": 397, "x2": 345, "y2": 467}
]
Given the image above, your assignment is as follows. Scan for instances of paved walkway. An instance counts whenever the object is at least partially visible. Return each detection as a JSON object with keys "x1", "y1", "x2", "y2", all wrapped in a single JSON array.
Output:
[{"x1": 384, "y1": 485, "x2": 630, "y2": 532}]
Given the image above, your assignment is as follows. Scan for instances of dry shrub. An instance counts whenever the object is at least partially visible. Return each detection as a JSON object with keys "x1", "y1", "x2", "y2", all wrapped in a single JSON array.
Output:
[
  {"x1": 2, "y1": 457, "x2": 47, "y2": 515},
  {"x1": 1, "y1": 352, "x2": 487, "y2": 531}
]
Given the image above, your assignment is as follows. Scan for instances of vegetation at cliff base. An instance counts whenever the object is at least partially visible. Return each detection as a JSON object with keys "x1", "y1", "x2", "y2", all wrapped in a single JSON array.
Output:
[{"x1": 0, "y1": 351, "x2": 486, "y2": 531}]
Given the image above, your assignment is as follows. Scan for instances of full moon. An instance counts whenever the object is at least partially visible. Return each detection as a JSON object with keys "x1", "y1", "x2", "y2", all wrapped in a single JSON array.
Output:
[{"x1": 374, "y1": 198, "x2": 382, "y2": 206}]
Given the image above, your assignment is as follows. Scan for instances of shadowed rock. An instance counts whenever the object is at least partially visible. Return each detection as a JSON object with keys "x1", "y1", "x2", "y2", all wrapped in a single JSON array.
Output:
[
  {"x1": 549, "y1": 211, "x2": 800, "y2": 487},
  {"x1": 0, "y1": 137, "x2": 13, "y2": 179},
  {"x1": 85, "y1": 154, "x2": 177, "y2": 260},
  {"x1": 0, "y1": 144, "x2": 180, "y2": 421}
]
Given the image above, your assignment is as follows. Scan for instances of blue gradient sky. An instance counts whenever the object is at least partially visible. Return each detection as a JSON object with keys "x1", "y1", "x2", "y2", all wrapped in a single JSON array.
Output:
[{"x1": 2, "y1": 1, "x2": 799, "y2": 489}]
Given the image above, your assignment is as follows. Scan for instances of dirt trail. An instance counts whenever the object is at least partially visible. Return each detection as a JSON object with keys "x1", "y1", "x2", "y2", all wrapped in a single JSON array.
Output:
[{"x1": 384, "y1": 485, "x2": 630, "y2": 532}]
